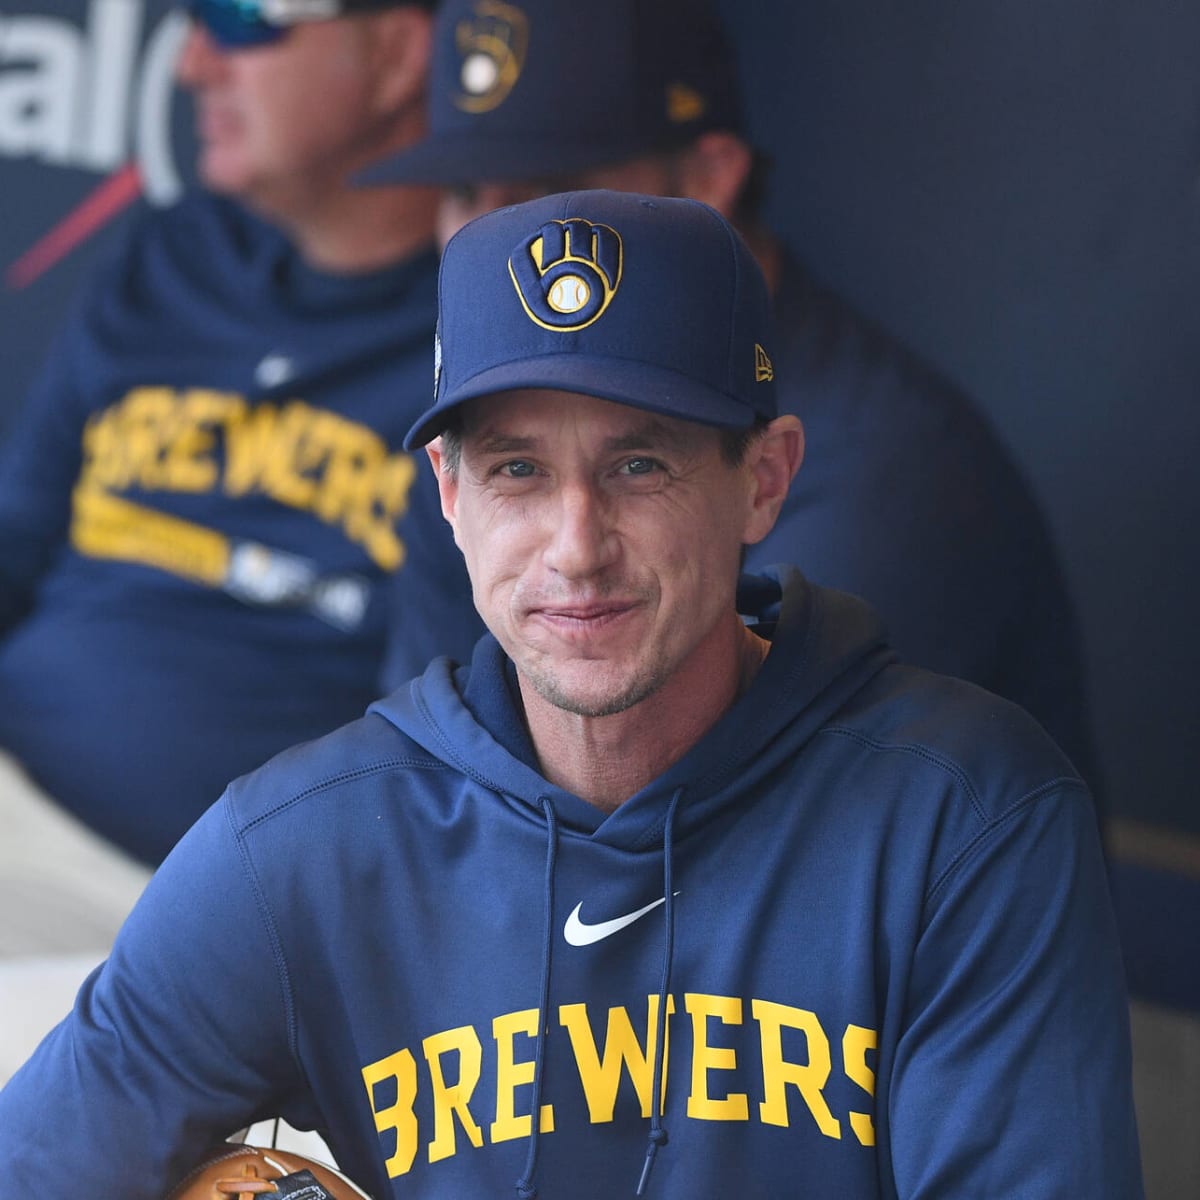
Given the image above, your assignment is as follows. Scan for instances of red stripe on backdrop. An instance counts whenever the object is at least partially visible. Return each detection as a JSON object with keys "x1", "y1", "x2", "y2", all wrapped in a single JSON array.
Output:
[{"x1": 5, "y1": 164, "x2": 144, "y2": 291}]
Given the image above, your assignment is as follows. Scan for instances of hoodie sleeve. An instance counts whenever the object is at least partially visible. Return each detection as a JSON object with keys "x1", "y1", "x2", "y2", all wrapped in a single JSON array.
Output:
[
  {"x1": 0, "y1": 314, "x2": 90, "y2": 634},
  {"x1": 887, "y1": 785, "x2": 1143, "y2": 1198},
  {"x1": 0, "y1": 794, "x2": 307, "y2": 1195}
]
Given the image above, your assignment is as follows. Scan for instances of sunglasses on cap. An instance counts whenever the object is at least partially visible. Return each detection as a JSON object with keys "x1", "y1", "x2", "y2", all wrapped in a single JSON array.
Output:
[{"x1": 187, "y1": 0, "x2": 344, "y2": 48}]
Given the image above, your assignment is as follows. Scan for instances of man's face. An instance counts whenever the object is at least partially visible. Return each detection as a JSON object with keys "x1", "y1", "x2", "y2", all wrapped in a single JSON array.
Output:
[
  {"x1": 436, "y1": 156, "x2": 679, "y2": 247},
  {"x1": 175, "y1": 17, "x2": 398, "y2": 206},
  {"x1": 431, "y1": 389, "x2": 762, "y2": 718}
]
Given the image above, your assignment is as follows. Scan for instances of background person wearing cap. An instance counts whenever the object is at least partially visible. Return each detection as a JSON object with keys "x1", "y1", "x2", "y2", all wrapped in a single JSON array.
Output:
[
  {"x1": 372, "y1": 0, "x2": 1100, "y2": 806},
  {"x1": 0, "y1": 191, "x2": 1141, "y2": 1197},
  {"x1": 0, "y1": 0, "x2": 470, "y2": 1055}
]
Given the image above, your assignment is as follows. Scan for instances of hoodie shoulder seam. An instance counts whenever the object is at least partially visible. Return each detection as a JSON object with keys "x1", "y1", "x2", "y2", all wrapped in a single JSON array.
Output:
[
  {"x1": 235, "y1": 755, "x2": 446, "y2": 836},
  {"x1": 818, "y1": 725, "x2": 990, "y2": 823},
  {"x1": 819, "y1": 726, "x2": 1090, "y2": 919},
  {"x1": 921, "y1": 778, "x2": 1089, "y2": 916},
  {"x1": 224, "y1": 794, "x2": 303, "y2": 1069}
]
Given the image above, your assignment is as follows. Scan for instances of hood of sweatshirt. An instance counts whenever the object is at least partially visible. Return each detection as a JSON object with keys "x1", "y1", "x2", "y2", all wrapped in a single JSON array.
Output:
[{"x1": 369, "y1": 566, "x2": 893, "y2": 848}]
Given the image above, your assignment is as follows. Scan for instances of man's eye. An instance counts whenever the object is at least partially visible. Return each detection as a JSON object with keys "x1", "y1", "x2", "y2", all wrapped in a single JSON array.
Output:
[
  {"x1": 499, "y1": 460, "x2": 537, "y2": 478},
  {"x1": 620, "y1": 457, "x2": 662, "y2": 476}
]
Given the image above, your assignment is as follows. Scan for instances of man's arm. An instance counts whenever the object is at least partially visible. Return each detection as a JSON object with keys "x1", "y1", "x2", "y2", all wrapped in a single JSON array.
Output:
[
  {"x1": 0, "y1": 328, "x2": 90, "y2": 633},
  {"x1": 0, "y1": 796, "x2": 304, "y2": 1194},
  {"x1": 888, "y1": 787, "x2": 1142, "y2": 1197}
]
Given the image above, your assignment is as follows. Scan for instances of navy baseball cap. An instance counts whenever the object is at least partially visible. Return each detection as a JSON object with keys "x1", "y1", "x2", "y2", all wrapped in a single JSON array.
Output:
[
  {"x1": 403, "y1": 189, "x2": 777, "y2": 449},
  {"x1": 364, "y1": 0, "x2": 742, "y2": 185},
  {"x1": 188, "y1": 0, "x2": 434, "y2": 49}
]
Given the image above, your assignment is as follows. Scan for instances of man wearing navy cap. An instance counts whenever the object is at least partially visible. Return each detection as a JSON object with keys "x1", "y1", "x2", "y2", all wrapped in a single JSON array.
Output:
[
  {"x1": 0, "y1": 0, "x2": 458, "y2": 973},
  {"x1": 0, "y1": 191, "x2": 1141, "y2": 1198},
  {"x1": 371, "y1": 0, "x2": 1102, "y2": 806}
]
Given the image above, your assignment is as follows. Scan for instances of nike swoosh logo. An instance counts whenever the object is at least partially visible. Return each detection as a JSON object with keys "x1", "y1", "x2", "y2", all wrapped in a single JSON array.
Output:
[{"x1": 563, "y1": 893, "x2": 680, "y2": 947}]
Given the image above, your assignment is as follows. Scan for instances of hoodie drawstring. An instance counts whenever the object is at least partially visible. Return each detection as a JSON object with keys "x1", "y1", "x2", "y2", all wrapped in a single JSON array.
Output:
[
  {"x1": 637, "y1": 787, "x2": 682, "y2": 1197},
  {"x1": 515, "y1": 788, "x2": 682, "y2": 1199},
  {"x1": 516, "y1": 795, "x2": 559, "y2": 1200}
]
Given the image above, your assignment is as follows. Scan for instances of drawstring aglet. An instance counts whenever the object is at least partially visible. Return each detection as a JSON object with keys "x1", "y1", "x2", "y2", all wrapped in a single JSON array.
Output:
[{"x1": 636, "y1": 1128, "x2": 669, "y2": 1196}]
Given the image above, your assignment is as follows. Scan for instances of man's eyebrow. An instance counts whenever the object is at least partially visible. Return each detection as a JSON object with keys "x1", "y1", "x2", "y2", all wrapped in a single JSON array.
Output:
[
  {"x1": 602, "y1": 419, "x2": 695, "y2": 455},
  {"x1": 467, "y1": 417, "x2": 697, "y2": 455},
  {"x1": 471, "y1": 432, "x2": 540, "y2": 455}
]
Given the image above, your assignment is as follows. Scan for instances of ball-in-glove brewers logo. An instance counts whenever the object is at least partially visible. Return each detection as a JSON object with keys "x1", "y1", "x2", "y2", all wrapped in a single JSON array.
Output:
[
  {"x1": 453, "y1": 0, "x2": 529, "y2": 113},
  {"x1": 508, "y1": 218, "x2": 623, "y2": 332}
]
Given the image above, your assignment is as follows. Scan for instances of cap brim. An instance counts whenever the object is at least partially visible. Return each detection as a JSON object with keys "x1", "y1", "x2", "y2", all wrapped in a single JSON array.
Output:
[
  {"x1": 358, "y1": 131, "x2": 654, "y2": 188},
  {"x1": 404, "y1": 354, "x2": 758, "y2": 449}
]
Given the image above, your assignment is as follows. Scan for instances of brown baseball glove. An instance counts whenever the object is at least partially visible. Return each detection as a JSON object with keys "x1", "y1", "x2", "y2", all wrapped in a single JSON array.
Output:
[{"x1": 166, "y1": 1142, "x2": 372, "y2": 1199}]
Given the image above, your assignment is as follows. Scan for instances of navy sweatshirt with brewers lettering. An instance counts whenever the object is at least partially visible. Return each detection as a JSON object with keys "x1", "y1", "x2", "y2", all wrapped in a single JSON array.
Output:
[
  {"x1": 0, "y1": 189, "x2": 462, "y2": 864},
  {"x1": 0, "y1": 570, "x2": 1143, "y2": 1197}
]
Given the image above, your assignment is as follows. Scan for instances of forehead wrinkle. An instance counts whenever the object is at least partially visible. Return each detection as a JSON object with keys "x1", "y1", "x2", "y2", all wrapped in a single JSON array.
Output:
[
  {"x1": 461, "y1": 393, "x2": 713, "y2": 458},
  {"x1": 601, "y1": 417, "x2": 700, "y2": 456}
]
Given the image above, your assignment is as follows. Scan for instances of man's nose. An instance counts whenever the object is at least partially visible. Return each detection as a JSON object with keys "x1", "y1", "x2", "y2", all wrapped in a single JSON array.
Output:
[
  {"x1": 175, "y1": 21, "x2": 229, "y2": 87},
  {"x1": 542, "y1": 483, "x2": 619, "y2": 581}
]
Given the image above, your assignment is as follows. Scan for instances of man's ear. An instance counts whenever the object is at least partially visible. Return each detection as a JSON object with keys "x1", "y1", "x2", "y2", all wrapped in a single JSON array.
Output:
[
  {"x1": 675, "y1": 131, "x2": 754, "y2": 219},
  {"x1": 366, "y1": 6, "x2": 434, "y2": 116},
  {"x1": 424, "y1": 438, "x2": 462, "y2": 546},
  {"x1": 742, "y1": 415, "x2": 804, "y2": 546}
]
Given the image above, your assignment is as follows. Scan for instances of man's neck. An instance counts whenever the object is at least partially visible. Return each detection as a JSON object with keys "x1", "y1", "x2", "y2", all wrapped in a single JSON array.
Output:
[
  {"x1": 519, "y1": 622, "x2": 770, "y2": 813},
  {"x1": 250, "y1": 181, "x2": 440, "y2": 274}
]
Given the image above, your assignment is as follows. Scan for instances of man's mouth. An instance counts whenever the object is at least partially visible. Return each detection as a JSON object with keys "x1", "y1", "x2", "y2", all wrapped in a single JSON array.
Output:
[
  {"x1": 194, "y1": 102, "x2": 239, "y2": 142},
  {"x1": 536, "y1": 601, "x2": 634, "y2": 623},
  {"x1": 527, "y1": 599, "x2": 641, "y2": 638}
]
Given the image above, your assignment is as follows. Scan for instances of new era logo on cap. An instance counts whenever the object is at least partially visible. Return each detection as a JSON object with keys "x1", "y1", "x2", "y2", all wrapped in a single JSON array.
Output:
[
  {"x1": 509, "y1": 218, "x2": 623, "y2": 332},
  {"x1": 666, "y1": 81, "x2": 707, "y2": 124}
]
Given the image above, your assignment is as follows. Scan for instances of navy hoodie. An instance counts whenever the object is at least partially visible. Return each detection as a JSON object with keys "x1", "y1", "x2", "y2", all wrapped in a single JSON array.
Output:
[
  {"x1": 0, "y1": 190, "x2": 465, "y2": 863},
  {"x1": 0, "y1": 571, "x2": 1141, "y2": 1198}
]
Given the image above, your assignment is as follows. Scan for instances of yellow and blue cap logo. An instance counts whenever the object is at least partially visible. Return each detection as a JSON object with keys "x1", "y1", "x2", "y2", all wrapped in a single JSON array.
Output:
[
  {"x1": 508, "y1": 218, "x2": 623, "y2": 332},
  {"x1": 452, "y1": 0, "x2": 528, "y2": 114}
]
